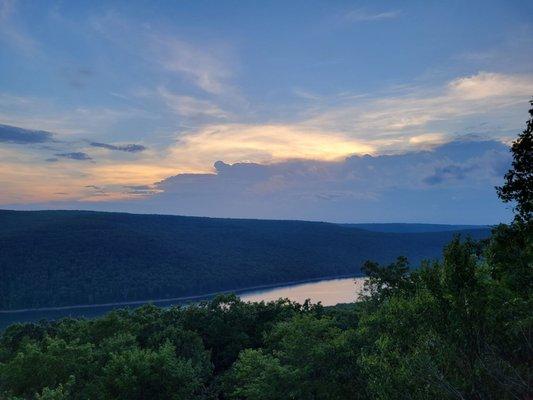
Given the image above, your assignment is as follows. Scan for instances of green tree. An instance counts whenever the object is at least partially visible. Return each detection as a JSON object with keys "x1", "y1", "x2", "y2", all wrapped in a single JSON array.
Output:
[
  {"x1": 224, "y1": 349, "x2": 298, "y2": 400},
  {"x1": 497, "y1": 99, "x2": 533, "y2": 223},
  {"x1": 226, "y1": 315, "x2": 362, "y2": 400},
  {"x1": 102, "y1": 341, "x2": 203, "y2": 400}
]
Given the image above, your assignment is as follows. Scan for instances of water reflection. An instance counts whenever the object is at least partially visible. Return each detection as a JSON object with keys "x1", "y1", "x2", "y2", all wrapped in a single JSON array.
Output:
[{"x1": 241, "y1": 277, "x2": 366, "y2": 306}]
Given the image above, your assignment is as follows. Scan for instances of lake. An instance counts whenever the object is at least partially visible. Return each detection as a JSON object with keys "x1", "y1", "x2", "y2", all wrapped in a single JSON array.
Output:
[
  {"x1": 0, "y1": 277, "x2": 366, "y2": 330},
  {"x1": 241, "y1": 277, "x2": 366, "y2": 306}
]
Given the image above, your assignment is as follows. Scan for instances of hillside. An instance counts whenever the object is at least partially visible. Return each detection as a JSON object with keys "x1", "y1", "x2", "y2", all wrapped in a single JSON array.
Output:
[
  {"x1": 0, "y1": 210, "x2": 491, "y2": 310},
  {"x1": 341, "y1": 223, "x2": 490, "y2": 233}
]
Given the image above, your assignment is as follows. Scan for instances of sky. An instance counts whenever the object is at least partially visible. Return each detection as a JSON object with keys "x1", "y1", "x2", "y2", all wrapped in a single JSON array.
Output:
[{"x1": 0, "y1": 0, "x2": 532, "y2": 224}]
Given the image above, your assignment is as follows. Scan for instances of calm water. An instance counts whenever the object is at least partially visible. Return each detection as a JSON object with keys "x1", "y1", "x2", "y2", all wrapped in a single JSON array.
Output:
[
  {"x1": 241, "y1": 277, "x2": 366, "y2": 306},
  {"x1": 0, "y1": 277, "x2": 366, "y2": 330}
]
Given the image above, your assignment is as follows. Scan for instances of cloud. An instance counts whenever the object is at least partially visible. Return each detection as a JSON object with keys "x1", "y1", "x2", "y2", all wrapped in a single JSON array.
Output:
[
  {"x1": 55, "y1": 152, "x2": 92, "y2": 161},
  {"x1": 169, "y1": 124, "x2": 374, "y2": 170},
  {"x1": 92, "y1": 14, "x2": 235, "y2": 96},
  {"x1": 104, "y1": 138, "x2": 511, "y2": 224},
  {"x1": 302, "y1": 72, "x2": 533, "y2": 147},
  {"x1": 423, "y1": 164, "x2": 475, "y2": 185},
  {"x1": 151, "y1": 36, "x2": 233, "y2": 94},
  {"x1": 90, "y1": 141, "x2": 146, "y2": 153},
  {"x1": 343, "y1": 9, "x2": 401, "y2": 22},
  {"x1": 447, "y1": 72, "x2": 533, "y2": 101},
  {"x1": 123, "y1": 184, "x2": 161, "y2": 196},
  {"x1": 1, "y1": 71, "x2": 530, "y2": 210},
  {"x1": 0, "y1": 124, "x2": 54, "y2": 144},
  {"x1": 158, "y1": 87, "x2": 229, "y2": 119},
  {"x1": 84, "y1": 185, "x2": 107, "y2": 195},
  {"x1": 159, "y1": 71, "x2": 532, "y2": 171}
]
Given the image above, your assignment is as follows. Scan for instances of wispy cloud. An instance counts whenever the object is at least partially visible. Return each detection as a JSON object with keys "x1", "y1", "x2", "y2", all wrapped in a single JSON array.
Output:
[
  {"x1": 151, "y1": 35, "x2": 234, "y2": 95},
  {"x1": 158, "y1": 87, "x2": 230, "y2": 119},
  {"x1": 91, "y1": 11, "x2": 236, "y2": 96},
  {"x1": 123, "y1": 184, "x2": 161, "y2": 196},
  {"x1": 304, "y1": 72, "x2": 533, "y2": 147},
  {"x1": 343, "y1": 8, "x2": 401, "y2": 22},
  {"x1": 90, "y1": 141, "x2": 146, "y2": 153},
  {"x1": 55, "y1": 152, "x2": 92, "y2": 161}
]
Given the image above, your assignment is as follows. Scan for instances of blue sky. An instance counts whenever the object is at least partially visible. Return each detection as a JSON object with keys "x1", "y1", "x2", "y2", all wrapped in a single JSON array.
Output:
[{"x1": 0, "y1": 0, "x2": 532, "y2": 223}]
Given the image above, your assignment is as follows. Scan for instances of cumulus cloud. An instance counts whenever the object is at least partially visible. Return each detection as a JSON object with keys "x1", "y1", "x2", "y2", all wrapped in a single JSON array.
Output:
[
  {"x1": 0, "y1": 124, "x2": 54, "y2": 144},
  {"x1": 109, "y1": 138, "x2": 511, "y2": 224},
  {"x1": 90, "y1": 141, "x2": 146, "y2": 153},
  {"x1": 55, "y1": 152, "x2": 92, "y2": 161}
]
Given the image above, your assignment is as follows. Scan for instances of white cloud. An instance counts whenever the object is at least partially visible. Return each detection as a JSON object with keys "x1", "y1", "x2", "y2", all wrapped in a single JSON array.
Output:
[
  {"x1": 447, "y1": 72, "x2": 533, "y2": 100},
  {"x1": 304, "y1": 72, "x2": 533, "y2": 145}
]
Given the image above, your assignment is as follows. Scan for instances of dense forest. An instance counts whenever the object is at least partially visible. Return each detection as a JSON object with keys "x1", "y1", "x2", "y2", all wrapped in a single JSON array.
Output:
[
  {"x1": 0, "y1": 212, "x2": 489, "y2": 310},
  {"x1": 0, "y1": 103, "x2": 531, "y2": 399},
  {"x1": 0, "y1": 226, "x2": 530, "y2": 399}
]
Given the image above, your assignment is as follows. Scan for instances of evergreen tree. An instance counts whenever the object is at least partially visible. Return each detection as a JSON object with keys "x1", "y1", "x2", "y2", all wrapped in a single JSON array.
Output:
[{"x1": 497, "y1": 99, "x2": 533, "y2": 223}]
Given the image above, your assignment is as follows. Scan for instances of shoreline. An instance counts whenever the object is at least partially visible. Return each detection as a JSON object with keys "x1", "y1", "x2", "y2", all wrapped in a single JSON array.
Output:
[{"x1": 1, "y1": 273, "x2": 365, "y2": 314}]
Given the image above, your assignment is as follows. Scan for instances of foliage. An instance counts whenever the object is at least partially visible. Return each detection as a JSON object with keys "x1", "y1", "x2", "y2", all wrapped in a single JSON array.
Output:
[{"x1": 497, "y1": 99, "x2": 533, "y2": 222}]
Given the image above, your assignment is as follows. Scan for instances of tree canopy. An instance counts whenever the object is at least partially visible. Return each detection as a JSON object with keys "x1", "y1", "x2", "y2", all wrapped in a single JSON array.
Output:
[{"x1": 497, "y1": 99, "x2": 533, "y2": 223}]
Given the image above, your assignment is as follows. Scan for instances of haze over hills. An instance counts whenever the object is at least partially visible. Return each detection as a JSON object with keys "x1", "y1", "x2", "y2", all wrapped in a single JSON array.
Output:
[{"x1": 0, "y1": 209, "x2": 491, "y2": 311}]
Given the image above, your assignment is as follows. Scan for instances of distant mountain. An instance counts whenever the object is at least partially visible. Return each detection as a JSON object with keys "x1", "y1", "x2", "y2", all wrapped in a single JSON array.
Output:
[
  {"x1": 341, "y1": 223, "x2": 491, "y2": 233},
  {"x1": 0, "y1": 210, "x2": 491, "y2": 310}
]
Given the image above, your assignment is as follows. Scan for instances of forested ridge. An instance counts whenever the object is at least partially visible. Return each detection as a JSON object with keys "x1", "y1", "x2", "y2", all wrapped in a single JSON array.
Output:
[{"x1": 0, "y1": 211, "x2": 489, "y2": 310}]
